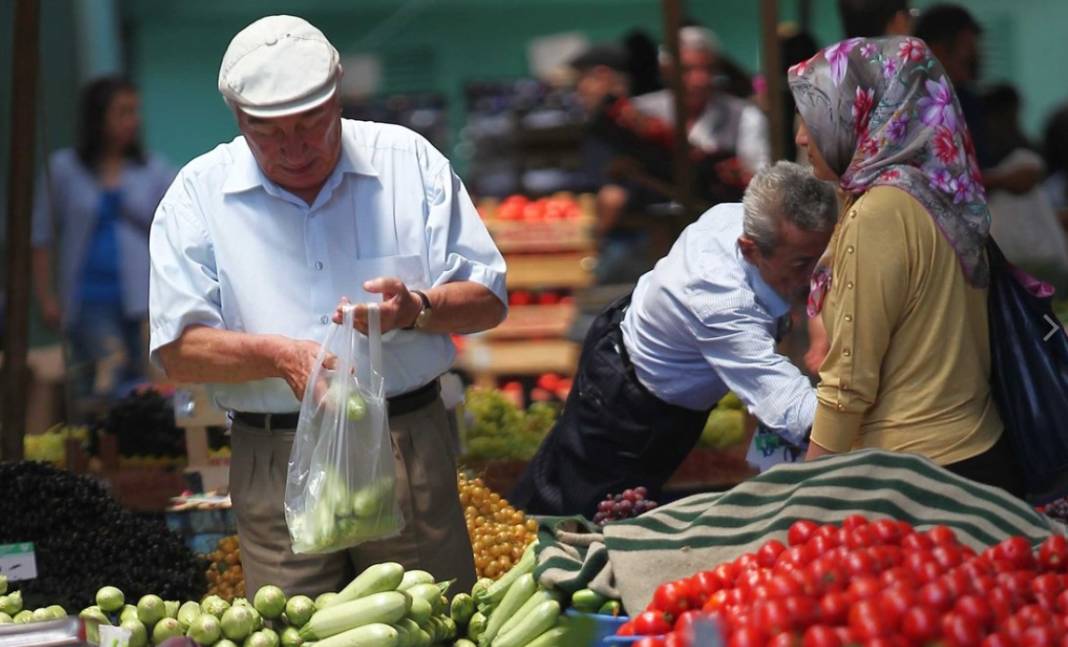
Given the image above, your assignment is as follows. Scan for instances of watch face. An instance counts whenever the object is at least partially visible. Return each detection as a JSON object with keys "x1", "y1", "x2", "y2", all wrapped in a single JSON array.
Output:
[{"x1": 415, "y1": 308, "x2": 432, "y2": 329}]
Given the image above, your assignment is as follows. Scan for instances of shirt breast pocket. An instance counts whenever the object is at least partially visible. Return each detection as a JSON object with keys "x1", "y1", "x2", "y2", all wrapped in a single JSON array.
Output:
[{"x1": 352, "y1": 254, "x2": 431, "y2": 300}]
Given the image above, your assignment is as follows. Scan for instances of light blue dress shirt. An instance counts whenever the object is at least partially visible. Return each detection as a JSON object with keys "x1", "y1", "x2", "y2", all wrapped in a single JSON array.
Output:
[
  {"x1": 32, "y1": 149, "x2": 175, "y2": 326},
  {"x1": 149, "y1": 119, "x2": 507, "y2": 412},
  {"x1": 620, "y1": 203, "x2": 816, "y2": 445}
]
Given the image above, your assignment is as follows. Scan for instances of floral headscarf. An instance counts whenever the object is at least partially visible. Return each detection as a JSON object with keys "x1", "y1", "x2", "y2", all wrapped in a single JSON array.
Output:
[{"x1": 788, "y1": 36, "x2": 991, "y2": 309}]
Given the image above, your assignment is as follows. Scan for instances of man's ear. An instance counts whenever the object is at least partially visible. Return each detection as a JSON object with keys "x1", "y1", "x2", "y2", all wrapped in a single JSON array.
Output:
[{"x1": 738, "y1": 235, "x2": 761, "y2": 263}]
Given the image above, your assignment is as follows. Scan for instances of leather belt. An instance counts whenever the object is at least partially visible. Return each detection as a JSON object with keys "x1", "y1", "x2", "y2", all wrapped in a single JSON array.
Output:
[{"x1": 232, "y1": 380, "x2": 441, "y2": 430}]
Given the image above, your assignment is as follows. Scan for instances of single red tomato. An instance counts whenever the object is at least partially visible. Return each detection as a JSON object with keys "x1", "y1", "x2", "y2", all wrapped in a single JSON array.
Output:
[
  {"x1": 1019, "y1": 626, "x2": 1057, "y2": 647},
  {"x1": 832, "y1": 627, "x2": 855, "y2": 645},
  {"x1": 703, "y1": 588, "x2": 732, "y2": 612},
  {"x1": 900, "y1": 605, "x2": 940, "y2": 642},
  {"x1": 783, "y1": 595, "x2": 819, "y2": 629},
  {"x1": 808, "y1": 558, "x2": 847, "y2": 594},
  {"x1": 981, "y1": 633, "x2": 1015, "y2": 647},
  {"x1": 818, "y1": 591, "x2": 851, "y2": 626},
  {"x1": 1038, "y1": 535, "x2": 1068, "y2": 572},
  {"x1": 806, "y1": 535, "x2": 837, "y2": 557},
  {"x1": 801, "y1": 625, "x2": 841, "y2": 647},
  {"x1": 759, "y1": 540, "x2": 788, "y2": 567},
  {"x1": 848, "y1": 599, "x2": 895, "y2": 640},
  {"x1": 633, "y1": 610, "x2": 673, "y2": 635},
  {"x1": 987, "y1": 587, "x2": 1015, "y2": 621},
  {"x1": 995, "y1": 537, "x2": 1037, "y2": 569},
  {"x1": 842, "y1": 515, "x2": 869, "y2": 531},
  {"x1": 736, "y1": 552, "x2": 762, "y2": 572},
  {"x1": 779, "y1": 545, "x2": 817, "y2": 569},
  {"x1": 753, "y1": 599, "x2": 792, "y2": 635},
  {"x1": 1056, "y1": 589, "x2": 1068, "y2": 614},
  {"x1": 692, "y1": 570, "x2": 723, "y2": 601},
  {"x1": 815, "y1": 524, "x2": 841, "y2": 545},
  {"x1": 1032, "y1": 573, "x2": 1063, "y2": 597},
  {"x1": 942, "y1": 569, "x2": 972, "y2": 598},
  {"x1": 728, "y1": 626, "x2": 767, "y2": 647},
  {"x1": 845, "y1": 550, "x2": 876, "y2": 577},
  {"x1": 789, "y1": 520, "x2": 820, "y2": 547},
  {"x1": 1000, "y1": 616, "x2": 1028, "y2": 643},
  {"x1": 847, "y1": 576, "x2": 883, "y2": 602},
  {"x1": 941, "y1": 611, "x2": 982, "y2": 647},
  {"x1": 917, "y1": 580, "x2": 954, "y2": 612},
  {"x1": 878, "y1": 587, "x2": 913, "y2": 623},
  {"x1": 954, "y1": 594, "x2": 994, "y2": 630},
  {"x1": 766, "y1": 632, "x2": 799, "y2": 647},
  {"x1": 961, "y1": 557, "x2": 995, "y2": 579},
  {"x1": 846, "y1": 526, "x2": 878, "y2": 550},
  {"x1": 1000, "y1": 570, "x2": 1037, "y2": 601},
  {"x1": 880, "y1": 567, "x2": 916, "y2": 590},
  {"x1": 970, "y1": 574, "x2": 997, "y2": 595},
  {"x1": 932, "y1": 545, "x2": 964, "y2": 570},
  {"x1": 902, "y1": 532, "x2": 934, "y2": 552},
  {"x1": 872, "y1": 519, "x2": 903, "y2": 545},
  {"x1": 716, "y1": 562, "x2": 741, "y2": 585},
  {"x1": 1017, "y1": 604, "x2": 1053, "y2": 626},
  {"x1": 652, "y1": 581, "x2": 695, "y2": 617},
  {"x1": 873, "y1": 545, "x2": 904, "y2": 569},
  {"x1": 768, "y1": 575, "x2": 802, "y2": 599},
  {"x1": 927, "y1": 525, "x2": 960, "y2": 546}
]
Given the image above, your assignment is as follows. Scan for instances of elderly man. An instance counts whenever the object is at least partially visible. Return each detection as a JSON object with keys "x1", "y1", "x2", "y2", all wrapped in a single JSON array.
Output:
[
  {"x1": 512, "y1": 162, "x2": 836, "y2": 517},
  {"x1": 149, "y1": 16, "x2": 506, "y2": 595},
  {"x1": 632, "y1": 26, "x2": 770, "y2": 177}
]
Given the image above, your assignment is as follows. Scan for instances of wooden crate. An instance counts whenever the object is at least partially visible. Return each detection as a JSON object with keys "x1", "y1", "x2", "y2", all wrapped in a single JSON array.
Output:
[
  {"x1": 456, "y1": 338, "x2": 580, "y2": 387},
  {"x1": 486, "y1": 217, "x2": 596, "y2": 254},
  {"x1": 486, "y1": 303, "x2": 576, "y2": 340},
  {"x1": 506, "y1": 252, "x2": 595, "y2": 290}
]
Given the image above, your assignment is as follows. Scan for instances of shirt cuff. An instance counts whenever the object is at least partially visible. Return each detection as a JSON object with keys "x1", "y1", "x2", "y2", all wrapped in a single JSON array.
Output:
[{"x1": 810, "y1": 401, "x2": 863, "y2": 453}]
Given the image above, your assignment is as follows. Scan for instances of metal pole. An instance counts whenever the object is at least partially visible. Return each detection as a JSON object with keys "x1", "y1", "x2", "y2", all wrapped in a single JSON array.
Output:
[
  {"x1": 760, "y1": 0, "x2": 785, "y2": 162},
  {"x1": 660, "y1": 0, "x2": 693, "y2": 215},
  {"x1": 2, "y1": 0, "x2": 41, "y2": 461}
]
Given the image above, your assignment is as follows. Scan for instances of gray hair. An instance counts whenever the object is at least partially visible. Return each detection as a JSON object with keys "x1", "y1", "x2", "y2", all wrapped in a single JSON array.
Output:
[
  {"x1": 658, "y1": 26, "x2": 720, "y2": 65},
  {"x1": 742, "y1": 161, "x2": 838, "y2": 255}
]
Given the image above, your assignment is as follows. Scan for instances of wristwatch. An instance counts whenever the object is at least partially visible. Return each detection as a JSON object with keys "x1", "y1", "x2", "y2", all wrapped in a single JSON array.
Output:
[{"x1": 404, "y1": 290, "x2": 432, "y2": 330}]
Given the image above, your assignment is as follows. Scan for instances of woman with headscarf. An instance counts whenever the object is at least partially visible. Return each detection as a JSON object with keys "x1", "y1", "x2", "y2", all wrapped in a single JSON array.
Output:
[{"x1": 788, "y1": 36, "x2": 1025, "y2": 496}]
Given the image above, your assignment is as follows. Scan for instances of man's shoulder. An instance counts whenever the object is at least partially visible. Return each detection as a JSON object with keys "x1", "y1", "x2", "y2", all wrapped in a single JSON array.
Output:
[
  {"x1": 342, "y1": 119, "x2": 446, "y2": 170},
  {"x1": 669, "y1": 204, "x2": 760, "y2": 317},
  {"x1": 174, "y1": 136, "x2": 247, "y2": 185}
]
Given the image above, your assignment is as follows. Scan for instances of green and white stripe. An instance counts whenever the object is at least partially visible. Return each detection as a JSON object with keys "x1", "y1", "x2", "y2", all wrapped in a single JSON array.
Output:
[{"x1": 535, "y1": 450, "x2": 1065, "y2": 615}]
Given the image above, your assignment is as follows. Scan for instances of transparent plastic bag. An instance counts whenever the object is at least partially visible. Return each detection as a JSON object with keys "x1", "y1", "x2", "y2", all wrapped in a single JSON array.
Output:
[{"x1": 284, "y1": 303, "x2": 404, "y2": 554}]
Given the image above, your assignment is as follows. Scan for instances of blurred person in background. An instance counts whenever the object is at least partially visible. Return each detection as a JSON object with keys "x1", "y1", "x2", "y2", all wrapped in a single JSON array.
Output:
[
  {"x1": 982, "y1": 84, "x2": 1068, "y2": 290},
  {"x1": 32, "y1": 76, "x2": 175, "y2": 405},
  {"x1": 1044, "y1": 105, "x2": 1068, "y2": 219},
  {"x1": 790, "y1": 36, "x2": 1025, "y2": 496},
  {"x1": 633, "y1": 26, "x2": 770, "y2": 176},
  {"x1": 915, "y1": 4, "x2": 1040, "y2": 197},
  {"x1": 568, "y1": 44, "x2": 649, "y2": 284},
  {"x1": 838, "y1": 0, "x2": 912, "y2": 38}
]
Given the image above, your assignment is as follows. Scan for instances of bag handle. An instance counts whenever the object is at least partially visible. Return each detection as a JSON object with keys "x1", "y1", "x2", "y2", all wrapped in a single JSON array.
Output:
[{"x1": 366, "y1": 302, "x2": 383, "y2": 378}]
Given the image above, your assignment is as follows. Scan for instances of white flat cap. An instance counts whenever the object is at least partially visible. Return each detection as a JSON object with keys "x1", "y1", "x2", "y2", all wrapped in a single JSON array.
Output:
[{"x1": 218, "y1": 15, "x2": 340, "y2": 118}]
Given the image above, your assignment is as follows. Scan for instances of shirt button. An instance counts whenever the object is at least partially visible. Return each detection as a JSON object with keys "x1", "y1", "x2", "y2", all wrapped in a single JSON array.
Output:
[
  {"x1": 845, "y1": 314, "x2": 853, "y2": 322},
  {"x1": 315, "y1": 261, "x2": 324, "y2": 271},
  {"x1": 320, "y1": 315, "x2": 329, "y2": 325}
]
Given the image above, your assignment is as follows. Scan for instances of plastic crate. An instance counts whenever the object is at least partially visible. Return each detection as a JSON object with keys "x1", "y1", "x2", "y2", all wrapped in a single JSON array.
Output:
[{"x1": 565, "y1": 610, "x2": 629, "y2": 647}]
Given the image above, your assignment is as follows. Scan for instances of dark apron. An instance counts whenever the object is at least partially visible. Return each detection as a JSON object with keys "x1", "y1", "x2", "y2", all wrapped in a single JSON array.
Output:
[{"x1": 511, "y1": 295, "x2": 711, "y2": 518}]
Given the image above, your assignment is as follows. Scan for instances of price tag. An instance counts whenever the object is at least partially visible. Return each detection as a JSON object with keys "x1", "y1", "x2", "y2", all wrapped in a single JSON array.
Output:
[
  {"x1": 0, "y1": 543, "x2": 37, "y2": 581},
  {"x1": 99, "y1": 624, "x2": 132, "y2": 647}
]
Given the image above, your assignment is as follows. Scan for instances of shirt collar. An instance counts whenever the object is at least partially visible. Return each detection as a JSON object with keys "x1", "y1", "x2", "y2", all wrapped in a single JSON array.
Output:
[
  {"x1": 221, "y1": 123, "x2": 378, "y2": 195},
  {"x1": 738, "y1": 244, "x2": 791, "y2": 319}
]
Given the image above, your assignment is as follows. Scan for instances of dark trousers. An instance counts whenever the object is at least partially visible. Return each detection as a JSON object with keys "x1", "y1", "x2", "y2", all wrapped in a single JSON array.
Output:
[
  {"x1": 943, "y1": 429, "x2": 1027, "y2": 499},
  {"x1": 511, "y1": 296, "x2": 710, "y2": 518}
]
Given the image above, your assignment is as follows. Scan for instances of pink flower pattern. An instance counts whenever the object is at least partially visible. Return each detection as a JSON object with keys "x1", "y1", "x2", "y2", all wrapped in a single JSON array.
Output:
[
  {"x1": 852, "y1": 87, "x2": 876, "y2": 136},
  {"x1": 885, "y1": 113, "x2": 908, "y2": 143},
  {"x1": 933, "y1": 127, "x2": 958, "y2": 164},
  {"x1": 881, "y1": 57, "x2": 899, "y2": 80},
  {"x1": 824, "y1": 38, "x2": 862, "y2": 87},
  {"x1": 897, "y1": 38, "x2": 926, "y2": 62}
]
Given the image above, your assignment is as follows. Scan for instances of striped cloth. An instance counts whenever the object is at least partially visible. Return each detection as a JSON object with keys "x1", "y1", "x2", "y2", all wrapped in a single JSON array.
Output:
[{"x1": 535, "y1": 450, "x2": 1066, "y2": 615}]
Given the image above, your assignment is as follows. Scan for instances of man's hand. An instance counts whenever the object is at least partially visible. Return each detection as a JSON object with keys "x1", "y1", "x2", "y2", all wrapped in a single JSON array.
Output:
[
  {"x1": 332, "y1": 277, "x2": 423, "y2": 334},
  {"x1": 274, "y1": 338, "x2": 337, "y2": 401},
  {"x1": 40, "y1": 295, "x2": 61, "y2": 330}
]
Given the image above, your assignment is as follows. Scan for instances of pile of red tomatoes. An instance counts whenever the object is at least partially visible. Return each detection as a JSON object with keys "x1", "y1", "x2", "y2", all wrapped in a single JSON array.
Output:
[{"x1": 617, "y1": 515, "x2": 1068, "y2": 647}]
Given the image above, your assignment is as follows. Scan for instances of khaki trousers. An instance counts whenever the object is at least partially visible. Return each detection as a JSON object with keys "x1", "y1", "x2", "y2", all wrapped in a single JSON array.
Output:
[{"x1": 229, "y1": 398, "x2": 475, "y2": 597}]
